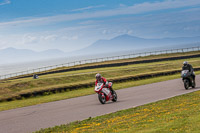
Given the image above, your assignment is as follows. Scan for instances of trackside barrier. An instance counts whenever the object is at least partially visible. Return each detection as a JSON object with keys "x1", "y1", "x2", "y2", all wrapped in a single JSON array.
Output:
[{"x1": 0, "y1": 46, "x2": 200, "y2": 80}]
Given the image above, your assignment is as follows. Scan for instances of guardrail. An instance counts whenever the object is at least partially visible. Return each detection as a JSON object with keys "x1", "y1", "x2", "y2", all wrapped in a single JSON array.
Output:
[{"x1": 0, "y1": 46, "x2": 200, "y2": 80}]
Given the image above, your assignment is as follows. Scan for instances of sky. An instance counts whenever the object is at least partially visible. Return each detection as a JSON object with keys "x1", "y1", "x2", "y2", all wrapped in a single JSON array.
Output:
[{"x1": 0, "y1": 0, "x2": 200, "y2": 52}]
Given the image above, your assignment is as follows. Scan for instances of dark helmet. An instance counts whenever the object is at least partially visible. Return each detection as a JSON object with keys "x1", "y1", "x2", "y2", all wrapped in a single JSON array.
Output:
[
  {"x1": 183, "y1": 61, "x2": 188, "y2": 66},
  {"x1": 95, "y1": 73, "x2": 101, "y2": 80}
]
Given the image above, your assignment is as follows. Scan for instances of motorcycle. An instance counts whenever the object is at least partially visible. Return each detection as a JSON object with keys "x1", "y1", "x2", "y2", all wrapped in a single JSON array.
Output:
[
  {"x1": 95, "y1": 82, "x2": 117, "y2": 104},
  {"x1": 181, "y1": 70, "x2": 195, "y2": 90}
]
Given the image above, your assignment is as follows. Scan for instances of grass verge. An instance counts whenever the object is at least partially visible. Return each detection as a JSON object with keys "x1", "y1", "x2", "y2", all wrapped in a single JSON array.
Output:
[
  {"x1": 1, "y1": 56, "x2": 200, "y2": 101},
  {"x1": 35, "y1": 77, "x2": 200, "y2": 133},
  {"x1": 0, "y1": 71, "x2": 199, "y2": 112},
  {"x1": 5, "y1": 50, "x2": 200, "y2": 81}
]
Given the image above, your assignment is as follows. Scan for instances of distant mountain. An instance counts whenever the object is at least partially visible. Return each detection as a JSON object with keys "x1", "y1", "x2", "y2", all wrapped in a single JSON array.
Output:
[
  {"x1": 74, "y1": 34, "x2": 200, "y2": 55},
  {"x1": 0, "y1": 48, "x2": 66, "y2": 64},
  {"x1": 39, "y1": 49, "x2": 66, "y2": 58},
  {"x1": 1, "y1": 47, "x2": 35, "y2": 56},
  {"x1": 1, "y1": 34, "x2": 200, "y2": 64}
]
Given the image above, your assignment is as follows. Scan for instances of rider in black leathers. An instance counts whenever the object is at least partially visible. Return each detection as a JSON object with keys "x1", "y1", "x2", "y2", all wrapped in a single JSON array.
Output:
[{"x1": 182, "y1": 61, "x2": 195, "y2": 84}]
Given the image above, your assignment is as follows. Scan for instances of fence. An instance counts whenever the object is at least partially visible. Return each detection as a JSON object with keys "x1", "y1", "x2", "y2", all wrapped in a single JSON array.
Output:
[{"x1": 0, "y1": 46, "x2": 200, "y2": 80}]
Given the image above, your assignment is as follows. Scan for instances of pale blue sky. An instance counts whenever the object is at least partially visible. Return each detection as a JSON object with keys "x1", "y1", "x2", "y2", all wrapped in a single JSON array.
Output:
[{"x1": 0, "y1": 0, "x2": 200, "y2": 52}]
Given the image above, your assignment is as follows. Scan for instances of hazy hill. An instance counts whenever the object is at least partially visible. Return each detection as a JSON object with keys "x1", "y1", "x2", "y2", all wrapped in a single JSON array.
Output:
[
  {"x1": 0, "y1": 48, "x2": 66, "y2": 64},
  {"x1": 1, "y1": 34, "x2": 200, "y2": 64},
  {"x1": 74, "y1": 34, "x2": 200, "y2": 55}
]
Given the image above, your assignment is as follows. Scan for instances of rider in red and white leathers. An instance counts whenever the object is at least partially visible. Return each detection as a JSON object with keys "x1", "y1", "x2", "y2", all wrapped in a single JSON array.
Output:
[{"x1": 95, "y1": 73, "x2": 113, "y2": 93}]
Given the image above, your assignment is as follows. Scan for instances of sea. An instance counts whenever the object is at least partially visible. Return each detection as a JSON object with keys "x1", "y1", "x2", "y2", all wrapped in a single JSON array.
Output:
[{"x1": 0, "y1": 44, "x2": 199, "y2": 78}]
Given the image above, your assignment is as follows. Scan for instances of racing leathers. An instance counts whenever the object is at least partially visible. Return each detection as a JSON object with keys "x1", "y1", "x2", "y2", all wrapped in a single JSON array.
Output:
[
  {"x1": 182, "y1": 63, "x2": 195, "y2": 83},
  {"x1": 95, "y1": 77, "x2": 113, "y2": 93}
]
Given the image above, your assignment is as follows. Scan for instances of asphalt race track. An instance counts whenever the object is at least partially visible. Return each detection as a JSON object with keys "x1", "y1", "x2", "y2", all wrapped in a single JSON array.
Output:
[{"x1": 0, "y1": 75, "x2": 199, "y2": 133}]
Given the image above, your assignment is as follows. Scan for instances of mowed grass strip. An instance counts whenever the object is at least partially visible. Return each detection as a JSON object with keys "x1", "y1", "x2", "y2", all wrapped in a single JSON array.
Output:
[
  {"x1": 0, "y1": 56, "x2": 200, "y2": 101},
  {"x1": 0, "y1": 71, "x2": 199, "y2": 112},
  {"x1": 35, "y1": 83, "x2": 200, "y2": 133},
  {"x1": 2, "y1": 51, "x2": 200, "y2": 85},
  {"x1": 3, "y1": 50, "x2": 200, "y2": 82}
]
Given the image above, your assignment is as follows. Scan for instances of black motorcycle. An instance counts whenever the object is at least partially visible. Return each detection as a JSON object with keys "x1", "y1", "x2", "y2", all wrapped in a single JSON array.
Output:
[{"x1": 181, "y1": 70, "x2": 195, "y2": 90}]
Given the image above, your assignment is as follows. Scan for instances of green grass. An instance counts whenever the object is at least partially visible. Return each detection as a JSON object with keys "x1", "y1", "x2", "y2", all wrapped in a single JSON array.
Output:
[
  {"x1": 0, "y1": 51, "x2": 199, "y2": 132},
  {"x1": 0, "y1": 51, "x2": 199, "y2": 111},
  {"x1": 8, "y1": 50, "x2": 200, "y2": 81},
  {"x1": 0, "y1": 71, "x2": 199, "y2": 112},
  {"x1": 3, "y1": 50, "x2": 200, "y2": 84},
  {"x1": 1, "y1": 56, "x2": 200, "y2": 101},
  {"x1": 34, "y1": 80, "x2": 200, "y2": 133},
  {"x1": 6, "y1": 50, "x2": 200, "y2": 81}
]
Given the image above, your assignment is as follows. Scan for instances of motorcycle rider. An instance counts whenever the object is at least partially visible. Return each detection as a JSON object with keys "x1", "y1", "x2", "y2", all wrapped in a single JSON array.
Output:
[
  {"x1": 182, "y1": 61, "x2": 195, "y2": 84},
  {"x1": 95, "y1": 73, "x2": 114, "y2": 93}
]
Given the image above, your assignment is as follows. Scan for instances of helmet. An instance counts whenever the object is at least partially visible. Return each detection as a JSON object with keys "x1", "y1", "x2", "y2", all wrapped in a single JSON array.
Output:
[
  {"x1": 183, "y1": 61, "x2": 188, "y2": 66},
  {"x1": 95, "y1": 73, "x2": 101, "y2": 80}
]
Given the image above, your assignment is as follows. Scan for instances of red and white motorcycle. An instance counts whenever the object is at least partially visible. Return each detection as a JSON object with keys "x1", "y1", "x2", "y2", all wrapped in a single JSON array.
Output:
[{"x1": 95, "y1": 82, "x2": 117, "y2": 104}]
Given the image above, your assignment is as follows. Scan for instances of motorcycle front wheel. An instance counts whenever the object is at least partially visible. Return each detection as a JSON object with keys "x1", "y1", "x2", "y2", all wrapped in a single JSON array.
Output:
[
  {"x1": 98, "y1": 93, "x2": 106, "y2": 104},
  {"x1": 112, "y1": 90, "x2": 117, "y2": 102},
  {"x1": 184, "y1": 79, "x2": 189, "y2": 90}
]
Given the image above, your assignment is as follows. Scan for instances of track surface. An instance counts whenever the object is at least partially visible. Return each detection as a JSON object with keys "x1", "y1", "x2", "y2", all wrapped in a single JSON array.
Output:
[{"x1": 0, "y1": 75, "x2": 199, "y2": 133}]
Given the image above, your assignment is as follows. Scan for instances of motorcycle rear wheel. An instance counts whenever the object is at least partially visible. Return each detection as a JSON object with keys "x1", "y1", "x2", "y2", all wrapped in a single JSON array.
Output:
[
  {"x1": 192, "y1": 81, "x2": 196, "y2": 88},
  {"x1": 98, "y1": 93, "x2": 106, "y2": 104}
]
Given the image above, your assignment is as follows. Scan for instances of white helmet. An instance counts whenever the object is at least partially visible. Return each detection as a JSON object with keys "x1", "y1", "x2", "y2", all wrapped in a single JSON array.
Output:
[
  {"x1": 183, "y1": 61, "x2": 188, "y2": 66},
  {"x1": 95, "y1": 73, "x2": 101, "y2": 80}
]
